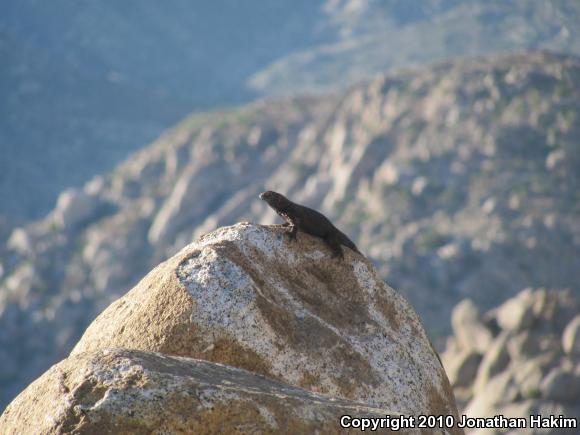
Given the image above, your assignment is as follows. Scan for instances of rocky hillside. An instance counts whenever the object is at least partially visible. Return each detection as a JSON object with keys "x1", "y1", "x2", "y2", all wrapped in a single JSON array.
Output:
[
  {"x1": 1, "y1": 51, "x2": 579, "y2": 409},
  {"x1": 442, "y1": 288, "x2": 580, "y2": 432},
  {"x1": 3, "y1": 0, "x2": 580, "y2": 220},
  {"x1": 1, "y1": 223, "x2": 459, "y2": 434}
]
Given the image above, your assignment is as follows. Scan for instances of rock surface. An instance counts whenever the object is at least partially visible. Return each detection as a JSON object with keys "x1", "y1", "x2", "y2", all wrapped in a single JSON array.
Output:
[
  {"x1": 71, "y1": 223, "x2": 459, "y2": 422},
  {"x1": 442, "y1": 288, "x2": 580, "y2": 433},
  {"x1": 0, "y1": 348, "x2": 396, "y2": 435}
]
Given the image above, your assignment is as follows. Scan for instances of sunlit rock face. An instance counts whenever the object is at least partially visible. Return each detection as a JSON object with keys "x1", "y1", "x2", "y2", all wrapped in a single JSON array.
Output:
[{"x1": 71, "y1": 223, "x2": 459, "y2": 421}]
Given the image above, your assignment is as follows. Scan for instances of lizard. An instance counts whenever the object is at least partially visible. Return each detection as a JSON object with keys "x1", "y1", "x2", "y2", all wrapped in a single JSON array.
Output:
[{"x1": 259, "y1": 190, "x2": 362, "y2": 258}]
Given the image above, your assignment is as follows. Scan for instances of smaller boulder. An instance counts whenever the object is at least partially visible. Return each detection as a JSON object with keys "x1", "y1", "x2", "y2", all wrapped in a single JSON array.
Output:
[
  {"x1": 496, "y1": 288, "x2": 535, "y2": 332},
  {"x1": 473, "y1": 332, "x2": 511, "y2": 394},
  {"x1": 562, "y1": 315, "x2": 580, "y2": 356},
  {"x1": 451, "y1": 299, "x2": 493, "y2": 354},
  {"x1": 444, "y1": 349, "x2": 482, "y2": 388},
  {"x1": 51, "y1": 188, "x2": 102, "y2": 230}
]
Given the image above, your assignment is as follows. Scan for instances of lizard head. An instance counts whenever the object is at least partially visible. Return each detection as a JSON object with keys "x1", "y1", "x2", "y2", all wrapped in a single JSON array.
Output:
[{"x1": 259, "y1": 190, "x2": 287, "y2": 209}]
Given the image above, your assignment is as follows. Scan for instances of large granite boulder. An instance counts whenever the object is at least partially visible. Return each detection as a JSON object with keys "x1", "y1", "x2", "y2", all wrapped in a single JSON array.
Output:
[
  {"x1": 0, "y1": 348, "x2": 394, "y2": 434},
  {"x1": 2, "y1": 223, "x2": 460, "y2": 434},
  {"x1": 71, "y1": 223, "x2": 458, "y2": 420}
]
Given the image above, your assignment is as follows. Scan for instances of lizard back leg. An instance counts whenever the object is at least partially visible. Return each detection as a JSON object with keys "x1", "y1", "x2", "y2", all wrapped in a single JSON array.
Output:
[{"x1": 324, "y1": 234, "x2": 344, "y2": 258}]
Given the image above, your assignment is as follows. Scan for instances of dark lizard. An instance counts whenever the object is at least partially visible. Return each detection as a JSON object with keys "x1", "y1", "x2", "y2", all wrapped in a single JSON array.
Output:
[{"x1": 259, "y1": 190, "x2": 362, "y2": 258}]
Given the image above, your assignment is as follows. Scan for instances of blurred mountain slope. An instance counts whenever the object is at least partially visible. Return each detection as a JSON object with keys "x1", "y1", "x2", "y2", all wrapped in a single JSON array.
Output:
[
  {"x1": 1, "y1": 51, "x2": 579, "y2": 410},
  {"x1": 0, "y1": 0, "x2": 326, "y2": 219},
  {"x1": 2, "y1": 0, "x2": 580, "y2": 220}
]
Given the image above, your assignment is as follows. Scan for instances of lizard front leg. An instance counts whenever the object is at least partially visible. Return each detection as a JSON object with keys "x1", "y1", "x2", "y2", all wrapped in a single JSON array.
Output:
[
  {"x1": 283, "y1": 215, "x2": 300, "y2": 241},
  {"x1": 287, "y1": 223, "x2": 298, "y2": 241}
]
